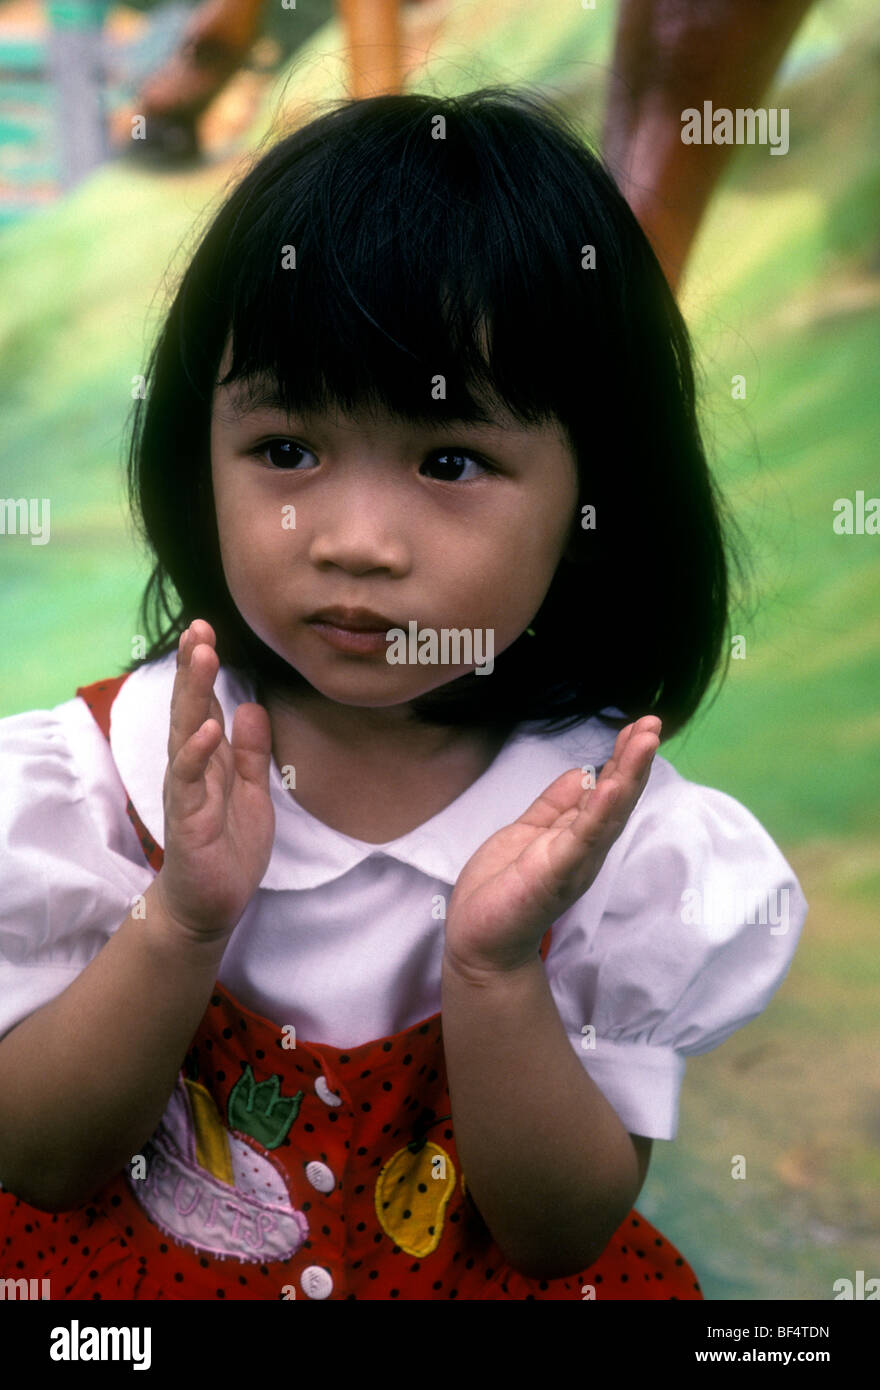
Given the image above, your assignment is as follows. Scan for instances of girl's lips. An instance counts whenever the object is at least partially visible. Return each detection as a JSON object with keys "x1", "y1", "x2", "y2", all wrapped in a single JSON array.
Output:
[
  {"x1": 308, "y1": 605, "x2": 399, "y2": 630},
  {"x1": 307, "y1": 621, "x2": 391, "y2": 655}
]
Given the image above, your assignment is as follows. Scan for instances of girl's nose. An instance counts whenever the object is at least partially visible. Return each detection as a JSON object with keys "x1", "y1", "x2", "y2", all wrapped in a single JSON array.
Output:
[
  {"x1": 307, "y1": 515, "x2": 409, "y2": 575},
  {"x1": 304, "y1": 463, "x2": 413, "y2": 573}
]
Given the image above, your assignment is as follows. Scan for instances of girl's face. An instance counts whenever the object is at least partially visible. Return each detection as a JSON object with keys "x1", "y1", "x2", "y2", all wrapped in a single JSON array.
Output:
[{"x1": 210, "y1": 352, "x2": 580, "y2": 712}]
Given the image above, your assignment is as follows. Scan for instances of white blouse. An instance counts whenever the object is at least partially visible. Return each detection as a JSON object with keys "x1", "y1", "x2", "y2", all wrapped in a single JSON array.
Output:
[{"x1": 0, "y1": 652, "x2": 807, "y2": 1141}]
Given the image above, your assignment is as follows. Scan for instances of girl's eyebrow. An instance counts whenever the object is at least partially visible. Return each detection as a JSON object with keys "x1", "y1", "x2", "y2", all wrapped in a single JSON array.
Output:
[
  {"x1": 221, "y1": 380, "x2": 525, "y2": 434},
  {"x1": 222, "y1": 381, "x2": 292, "y2": 416}
]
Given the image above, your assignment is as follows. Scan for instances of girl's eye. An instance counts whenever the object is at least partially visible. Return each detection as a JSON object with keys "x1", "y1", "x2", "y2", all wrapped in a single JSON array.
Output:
[
  {"x1": 420, "y1": 450, "x2": 493, "y2": 483},
  {"x1": 250, "y1": 440, "x2": 494, "y2": 480},
  {"x1": 251, "y1": 439, "x2": 315, "y2": 470}
]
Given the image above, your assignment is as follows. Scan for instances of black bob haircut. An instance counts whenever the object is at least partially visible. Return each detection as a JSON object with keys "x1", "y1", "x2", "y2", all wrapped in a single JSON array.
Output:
[{"x1": 124, "y1": 85, "x2": 744, "y2": 742}]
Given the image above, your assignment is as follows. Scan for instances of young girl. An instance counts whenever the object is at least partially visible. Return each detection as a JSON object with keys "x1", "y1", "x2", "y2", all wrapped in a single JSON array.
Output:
[{"x1": 0, "y1": 87, "x2": 806, "y2": 1301}]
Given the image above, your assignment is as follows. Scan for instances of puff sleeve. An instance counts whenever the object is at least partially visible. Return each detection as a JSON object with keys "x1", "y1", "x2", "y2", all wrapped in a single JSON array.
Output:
[
  {"x1": 0, "y1": 699, "x2": 155, "y2": 1045},
  {"x1": 548, "y1": 757, "x2": 808, "y2": 1141}
]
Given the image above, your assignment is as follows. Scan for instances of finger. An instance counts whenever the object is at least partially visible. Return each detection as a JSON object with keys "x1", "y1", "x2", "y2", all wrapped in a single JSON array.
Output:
[
  {"x1": 191, "y1": 621, "x2": 226, "y2": 734},
  {"x1": 597, "y1": 716, "x2": 661, "y2": 783},
  {"x1": 568, "y1": 729, "x2": 659, "y2": 839},
  {"x1": 168, "y1": 621, "x2": 223, "y2": 767},
  {"x1": 516, "y1": 767, "x2": 592, "y2": 831},
  {"x1": 166, "y1": 716, "x2": 224, "y2": 822},
  {"x1": 516, "y1": 716, "x2": 662, "y2": 834},
  {"x1": 577, "y1": 721, "x2": 658, "y2": 813},
  {"x1": 167, "y1": 626, "x2": 193, "y2": 767},
  {"x1": 608, "y1": 722, "x2": 657, "y2": 767},
  {"x1": 230, "y1": 703, "x2": 273, "y2": 787},
  {"x1": 609, "y1": 714, "x2": 661, "y2": 763},
  {"x1": 614, "y1": 725, "x2": 660, "y2": 784},
  {"x1": 538, "y1": 726, "x2": 661, "y2": 898},
  {"x1": 595, "y1": 734, "x2": 657, "y2": 814},
  {"x1": 625, "y1": 714, "x2": 662, "y2": 744}
]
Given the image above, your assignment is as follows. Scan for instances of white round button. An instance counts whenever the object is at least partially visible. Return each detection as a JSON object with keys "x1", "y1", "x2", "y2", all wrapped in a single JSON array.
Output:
[
  {"x1": 305, "y1": 1160, "x2": 336, "y2": 1194},
  {"x1": 300, "y1": 1266, "x2": 333, "y2": 1300},
  {"x1": 315, "y1": 1074, "x2": 343, "y2": 1107}
]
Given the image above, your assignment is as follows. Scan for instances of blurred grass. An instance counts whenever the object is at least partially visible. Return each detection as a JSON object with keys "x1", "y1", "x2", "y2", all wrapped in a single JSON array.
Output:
[{"x1": 0, "y1": 0, "x2": 877, "y2": 1301}]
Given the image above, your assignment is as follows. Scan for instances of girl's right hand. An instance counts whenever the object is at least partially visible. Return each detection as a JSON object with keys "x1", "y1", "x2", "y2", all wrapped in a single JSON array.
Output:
[{"x1": 154, "y1": 619, "x2": 276, "y2": 944}]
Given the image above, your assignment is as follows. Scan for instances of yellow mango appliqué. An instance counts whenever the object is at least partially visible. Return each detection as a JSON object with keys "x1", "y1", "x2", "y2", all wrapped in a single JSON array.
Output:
[{"x1": 375, "y1": 1139, "x2": 456, "y2": 1257}]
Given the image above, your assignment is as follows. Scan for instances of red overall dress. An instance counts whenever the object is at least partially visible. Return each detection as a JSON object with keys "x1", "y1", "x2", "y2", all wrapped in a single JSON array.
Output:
[{"x1": 0, "y1": 674, "x2": 704, "y2": 1301}]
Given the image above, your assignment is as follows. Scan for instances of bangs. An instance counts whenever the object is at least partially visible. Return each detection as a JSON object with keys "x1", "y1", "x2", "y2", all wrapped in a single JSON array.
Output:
[{"x1": 204, "y1": 89, "x2": 618, "y2": 431}]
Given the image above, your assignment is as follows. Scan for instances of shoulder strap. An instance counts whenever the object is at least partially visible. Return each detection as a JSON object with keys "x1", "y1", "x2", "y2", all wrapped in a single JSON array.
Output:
[{"x1": 76, "y1": 673, "x2": 165, "y2": 873}]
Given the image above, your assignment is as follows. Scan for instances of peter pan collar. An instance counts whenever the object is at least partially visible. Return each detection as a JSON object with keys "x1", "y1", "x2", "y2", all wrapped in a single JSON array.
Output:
[{"x1": 109, "y1": 651, "x2": 623, "y2": 891}]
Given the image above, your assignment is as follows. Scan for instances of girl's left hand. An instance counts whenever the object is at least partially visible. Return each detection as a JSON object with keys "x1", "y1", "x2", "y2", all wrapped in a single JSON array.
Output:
[{"x1": 443, "y1": 716, "x2": 661, "y2": 977}]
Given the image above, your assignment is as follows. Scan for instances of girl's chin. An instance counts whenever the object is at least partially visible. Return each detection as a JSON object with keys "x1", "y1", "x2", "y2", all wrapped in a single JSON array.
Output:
[
  {"x1": 295, "y1": 664, "x2": 467, "y2": 709},
  {"x1": 252, "y1": 637, "x2": 474, "y2": 707},
  {"x1": 305, "y1": 681, "x2": 438, "y2": 710}
]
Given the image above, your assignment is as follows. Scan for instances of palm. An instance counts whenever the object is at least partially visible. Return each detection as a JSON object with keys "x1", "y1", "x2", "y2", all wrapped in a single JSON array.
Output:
[
  {"x1": 444, "y1": 719, "x2": 660, "y2": 973},
  {"x1": 162, "y1": 694, "x2": 275, "y2": 932},
  {"x1": 199, "y1": 707, "x2": 275, "y2": 893}
]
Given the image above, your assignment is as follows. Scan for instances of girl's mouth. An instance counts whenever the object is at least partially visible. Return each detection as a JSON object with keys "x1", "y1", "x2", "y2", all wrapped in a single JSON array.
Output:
[{"x1": 307, "y1": 621, "x2": 391, "y2": 655}]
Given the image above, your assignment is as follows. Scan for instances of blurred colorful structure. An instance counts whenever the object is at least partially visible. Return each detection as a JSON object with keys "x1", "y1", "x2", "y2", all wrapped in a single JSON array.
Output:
[
  {"x1": 0, "y1": 0, "x2": 330, "y2": 223},
  {"x1": 0, "y1": 1, "x2": 191, "y2": 222},
  {"x1": 0, "y1": 0, "x2": 816, "y2": 289}
]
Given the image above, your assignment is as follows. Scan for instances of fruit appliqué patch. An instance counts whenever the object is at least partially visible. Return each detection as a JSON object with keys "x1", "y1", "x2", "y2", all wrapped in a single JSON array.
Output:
[
  {"x1": 375, "y1": 1138, "x2": 457, "y2": 1257},
  {"x1": 126, "y1": 1064, "x2": 310, "y2": 1263}
]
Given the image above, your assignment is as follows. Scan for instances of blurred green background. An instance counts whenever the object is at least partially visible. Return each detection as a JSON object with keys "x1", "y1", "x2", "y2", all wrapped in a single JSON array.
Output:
[{"x1": 0, "y1": 0, "x2": 878, "y2": 1300}]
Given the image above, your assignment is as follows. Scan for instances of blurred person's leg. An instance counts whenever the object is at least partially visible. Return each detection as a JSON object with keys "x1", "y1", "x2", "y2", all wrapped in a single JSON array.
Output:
[
  {"x1": 603, "y1": 0, "x2": 815, "y2": 291},
  {"x1": 336, "y1": 0, "x2": 402, "y2": 97},
  {"x1": 133, "y1": 0, "x2": 268, "y2": 159},
  {"x1": 127, "y1": 0, "x2": 404, "y2": 160}
]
